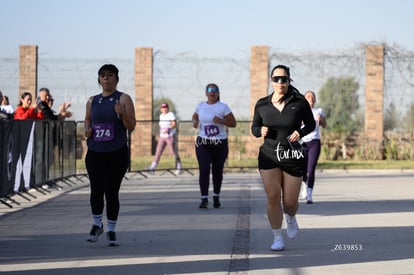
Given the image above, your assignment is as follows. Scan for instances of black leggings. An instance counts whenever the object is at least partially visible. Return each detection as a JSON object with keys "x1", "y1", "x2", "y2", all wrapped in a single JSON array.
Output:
[
  {"x1": 195, "y1": 137, "x2": 228, "y2": 197},
  {"x1": 85, "y1": 145, "x2": 129, "y2": 221}
]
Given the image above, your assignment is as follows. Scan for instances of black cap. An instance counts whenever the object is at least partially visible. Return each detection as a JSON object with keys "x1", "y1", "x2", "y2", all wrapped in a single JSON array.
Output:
[{"x1": 98, "y1": 64, "x2": 119, "y2": 76}]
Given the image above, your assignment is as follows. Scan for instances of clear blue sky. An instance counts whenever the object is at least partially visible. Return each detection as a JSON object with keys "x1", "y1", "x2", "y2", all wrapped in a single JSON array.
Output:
[{"x1": 1, "y1": 0, "x2": 414, "y2": 58}]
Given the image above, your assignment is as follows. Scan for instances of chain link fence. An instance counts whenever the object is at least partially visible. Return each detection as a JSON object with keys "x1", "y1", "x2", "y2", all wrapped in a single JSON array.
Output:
[{"x1": 2, "y1": 43, "x2": 414, "y2": 162}]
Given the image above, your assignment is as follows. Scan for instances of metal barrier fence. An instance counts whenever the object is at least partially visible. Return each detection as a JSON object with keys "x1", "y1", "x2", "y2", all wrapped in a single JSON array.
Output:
[
  {"x1": 0, "y1": 120, "x2": 77, "y2": 207},
  {"x1": 5, "y1": 118, "x2": 410, "y2": 208}
]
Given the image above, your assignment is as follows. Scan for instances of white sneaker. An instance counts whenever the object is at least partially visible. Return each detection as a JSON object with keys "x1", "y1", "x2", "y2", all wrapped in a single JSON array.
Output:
[
  {"x1": 270, "y1": 236, "x2": 285, "y2": 251},
  {"x1": 300, "y1": 182, "x2": 307, "y2": 199},
  {"x1": 285, "y1": 215, "x2": 299, "y2": 239},
  {"x1": 306, "y1": 188, "x2": 313, "y2": 204}
]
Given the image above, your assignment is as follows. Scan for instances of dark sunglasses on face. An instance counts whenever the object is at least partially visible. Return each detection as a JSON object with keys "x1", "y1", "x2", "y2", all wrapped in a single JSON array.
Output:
[{"x1": 271, "y1": 76, "x2": 289, "y2": 84}]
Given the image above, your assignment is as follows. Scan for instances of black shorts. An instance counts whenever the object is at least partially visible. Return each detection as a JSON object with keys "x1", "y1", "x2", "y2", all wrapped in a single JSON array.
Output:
[{"x1": 258, "y1": 143, "x2": 305, "y2": 177}]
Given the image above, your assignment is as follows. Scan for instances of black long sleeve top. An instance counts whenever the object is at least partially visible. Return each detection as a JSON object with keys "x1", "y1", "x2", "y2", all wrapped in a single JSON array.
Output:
[{"x1": 251, "y1": 91, "x2": 316, "y2": 147}]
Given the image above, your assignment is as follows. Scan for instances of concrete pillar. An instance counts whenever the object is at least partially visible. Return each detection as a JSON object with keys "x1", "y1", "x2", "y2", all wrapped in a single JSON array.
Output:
[
  {"x1": 365, "y1": 45, "x2": 384, "y2": 142},
  {"x1": 19, "y1": 45, "x2": 38, "y2": 100},
  {"x1": 131, "y1": 48, "x2": 153, "y2": 157}
]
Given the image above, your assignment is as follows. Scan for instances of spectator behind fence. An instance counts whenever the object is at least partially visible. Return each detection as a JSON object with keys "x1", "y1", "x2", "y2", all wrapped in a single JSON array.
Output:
[
  {"x1": 36, "y1": 87, "x2": 72, "y2": 120},
  {"x1": 148, "y1": 102, "x2": 181, "y2": 175},
  {"x1": 192, "y1": 83, "x2": 237, "y2": 209},
  {"x1": 0, "y1": 91, "x2": 13, "y2": 120},
  {"x1": 14, "y1": 92, "x2": 44, "y2": 120},
  {"x1": 251, "y1": 64, "x2": 315, "y2": 251},
  {"x1": 84, "y1": 64, "x2": 136, "y2": 246},
  {"x1": 1, "y1": 95, "x2": 15, "y2": 114}
]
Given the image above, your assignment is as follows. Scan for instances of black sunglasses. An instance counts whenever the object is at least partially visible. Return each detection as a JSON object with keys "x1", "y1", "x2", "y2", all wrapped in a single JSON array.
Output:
[{"x1": 271, "y1": 76, "x2": 289, "y2": 83}]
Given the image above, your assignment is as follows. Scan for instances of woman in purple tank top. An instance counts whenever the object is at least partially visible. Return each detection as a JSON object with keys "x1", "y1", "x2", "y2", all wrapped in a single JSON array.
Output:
[{"x1": 84, "y1": 64, "x2": 136, "y2": 246}]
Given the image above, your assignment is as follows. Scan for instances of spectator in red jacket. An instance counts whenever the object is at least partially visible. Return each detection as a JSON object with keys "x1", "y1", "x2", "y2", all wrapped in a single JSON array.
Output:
[{"x1": 14, "y1": 92, "x2": 43, "y2": 120}]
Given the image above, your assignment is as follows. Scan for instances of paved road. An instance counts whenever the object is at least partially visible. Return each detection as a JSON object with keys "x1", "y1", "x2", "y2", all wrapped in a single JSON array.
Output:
[{"x1": 0, "y1": 170, "x2": 413, "y2": 275}]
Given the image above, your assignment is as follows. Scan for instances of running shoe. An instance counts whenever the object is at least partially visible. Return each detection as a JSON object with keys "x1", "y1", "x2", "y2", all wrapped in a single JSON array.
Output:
[
  {"x1": 270, "y1": 236, "x2": 285, "y2": 251},
  {"x1": 285, "y1": 215, "x2": 299, "y2": 239},
  {"x1": 300, "y1": 182, "x2": 307, "y2": 199},
  {"x1": 306, "y1": 188, "x2": 313, "y2": 204},
  {"x1": 107, "y1": 231, "x2": 119, "y2": 246},
  {"x1": 86, "y1": 224, "x2": 103, "y2": 242},
  {"x1": 199, "y1": 198, "x2": 208, "y2": 209},
  {"x1": 213, "y1": 196, "x2": 221, "y2": 208}
]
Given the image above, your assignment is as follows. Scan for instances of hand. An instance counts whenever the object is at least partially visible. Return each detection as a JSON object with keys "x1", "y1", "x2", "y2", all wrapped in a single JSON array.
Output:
[
  {"x1": 192, "y1": 120, "x2": 199, "y2": 128},
  {"x1": 261, "y1": 126, "x2": 269, "y2": 137},
  {"x1": 115, "y1": 101, "x2": 124, "y2": 117},
  {"x1": 288, "y1": 130, "x2": 300, "y2": 142},
  {"x1": 59, "y1": 102, "x2": 69, "y2": 112},
  {"x1": 85, "y1": 127, "x2": 92, "y2": 138},
  {"x1": 213, "y1": 116, "x2": 223, "y2": 124}
]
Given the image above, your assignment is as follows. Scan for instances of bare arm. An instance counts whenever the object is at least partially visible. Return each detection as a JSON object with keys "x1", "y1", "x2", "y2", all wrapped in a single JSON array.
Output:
[
  {"x1": 84, "y1": 97, "x2": 93, "y2": 138},
  {"x1": 116, "y1": 94, "x2": 136, "y2": 131},
  {"x1": 213, "y1": 112, "x2": 237, "y2": 128},
  {"x1": 192, "y1": 112, "x2": 199, "y2": 129},
  {"x1": 318, "y1": 114, "x2": 327, "y2": 128}
]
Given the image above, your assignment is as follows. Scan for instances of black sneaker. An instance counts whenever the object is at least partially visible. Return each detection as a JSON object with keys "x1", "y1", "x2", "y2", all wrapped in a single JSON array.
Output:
[
  {"x1": 107, "y1": 231, "x2": 119, "y2": 246},
  {"x1": 213, "y1": 196, "x2": 221, "y2": 208},
  {"x1": 86, "y1": 224, "x2": 104, "y2": 242},
  {"x1": 199, "y1": 198, "x2": 208, "y2": 209}
]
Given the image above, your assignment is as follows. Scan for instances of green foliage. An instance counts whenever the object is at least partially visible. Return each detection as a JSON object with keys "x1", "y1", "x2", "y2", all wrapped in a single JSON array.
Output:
[
  {"x1": 383, "y1": 133, "x2": 414, "y2": 160},
  {"x1": 404, "y1": 102, "x2": 414, "y2": 131},
  {"x1": 384, "y1": 102, "x2": 399, "y2": 131},
  {"x1": 318, "y1": 76, "x2": 361, "y2": 134},
  {"x1": 230, "y1": 121, "x2": 248, "y2": 160}
]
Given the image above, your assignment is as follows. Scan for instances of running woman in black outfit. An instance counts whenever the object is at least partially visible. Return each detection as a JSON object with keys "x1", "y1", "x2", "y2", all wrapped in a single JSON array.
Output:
[
  {"x1": 251, "y1": 65, "x2": 315, "y2": 251},
  {"x1": 84, "y1": 64, "x2": 136, "y2": 246}
]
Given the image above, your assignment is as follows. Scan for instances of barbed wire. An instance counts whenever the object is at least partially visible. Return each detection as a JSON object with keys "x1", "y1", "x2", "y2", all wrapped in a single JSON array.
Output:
[{"x1": 1, "y1": 43, "x2": 414, "y2": 122}]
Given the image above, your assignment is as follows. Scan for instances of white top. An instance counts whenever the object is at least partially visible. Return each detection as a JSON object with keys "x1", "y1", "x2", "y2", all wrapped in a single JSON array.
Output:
[
  {"x1": 195, "y1": 101, "x2": 232, "y2": 140},
  {"x1": 159, "y1": 111, "x2": 176, "y2": 138},
  {"x1": 1, "y1": 105, "x2": 14, "y2": 114},
  {"x1": 302, "y1": 107, "x2": 325, "y2": 142}
]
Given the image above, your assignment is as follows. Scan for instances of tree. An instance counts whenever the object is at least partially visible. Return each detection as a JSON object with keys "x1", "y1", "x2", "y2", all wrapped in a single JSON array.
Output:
[
  {"x1": 384, "y1": 102, "x2": 399, "y2": 131},
  {"x1": 318, "y1": 76, "x2": 361, "y2": 134},
  {"x1": 317, "y1": 76, "x2": 361, "y2": 160},
  {"x1": 404, "y1": 101, "x2": 414, "y2": 131}
]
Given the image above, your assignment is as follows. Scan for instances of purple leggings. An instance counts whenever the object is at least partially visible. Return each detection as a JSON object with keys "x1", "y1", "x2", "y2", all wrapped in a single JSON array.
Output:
[{"x1": 303, "y1": 139, "x2": 321, "y2": 189}]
